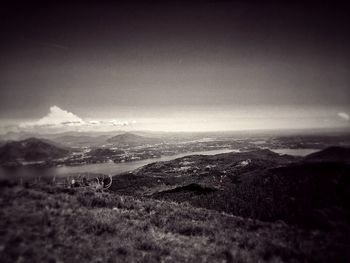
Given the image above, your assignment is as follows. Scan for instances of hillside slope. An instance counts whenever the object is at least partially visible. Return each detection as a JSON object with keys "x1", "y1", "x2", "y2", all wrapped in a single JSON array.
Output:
[
  {"x1": 112, "y1": 148, "x2": 350, "y2": 230},
  {"x1": 51, "y1": 135, "x2": 110, "y2": 147},
  {"x1": 303, "y1": 146, "x2": 350, "y2": 163},
  {"x1": 0, "y1": 138, "x2": 69, "y2": 164},
  {"x1": 1, "y1": 182, "x2": 348, "y2": 262},
  {"x1": 106, "y1": 132, "x2": 162, "y2": 147}
]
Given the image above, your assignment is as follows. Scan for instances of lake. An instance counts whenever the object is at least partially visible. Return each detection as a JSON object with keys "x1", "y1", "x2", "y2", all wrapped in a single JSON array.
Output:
[
  {"x1": 271, "y1": 148, "x2": 320, "y2": 156},
  {"x1": 0, "y1": 148, "x2": 322, "y2": 182},
  {"x1": 0, "y1": 149, "x2": 238, "y2": 182}
]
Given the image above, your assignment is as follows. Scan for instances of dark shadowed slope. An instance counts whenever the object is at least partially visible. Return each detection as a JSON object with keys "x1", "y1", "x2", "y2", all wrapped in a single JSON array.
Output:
[
  {"x1": 0, "y1": 138, "x2": 69, "y2": 164},
  {"x1": 112, "y1": 148, "x2": 350, "y2": 230},
  {"x1": 111, "y1": 149, "x2": 299, "y2": 200},
  {"x1": 303, "y1": 146, "x2": 350, "y2": 163}
]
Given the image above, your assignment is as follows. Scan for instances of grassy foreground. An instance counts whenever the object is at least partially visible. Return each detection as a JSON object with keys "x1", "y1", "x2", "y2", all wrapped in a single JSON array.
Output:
[{"x1": 0, "y1": 182, "x2": 348, "y2": 263}]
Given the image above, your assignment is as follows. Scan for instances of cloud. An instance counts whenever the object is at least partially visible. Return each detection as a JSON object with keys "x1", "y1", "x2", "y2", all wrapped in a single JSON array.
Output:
[
  {"x1": 109, "y1": 120, "x2": 129, "y2": 126},
  {"x1": 337, "y1": 112, "x2": 349, "y2": 121},
  {"x1": 14, "y1": 106, "x2": 138, "y2": 133},
  {"x1": 20, "y1": 106, "x2": 85, "y2": 127}
]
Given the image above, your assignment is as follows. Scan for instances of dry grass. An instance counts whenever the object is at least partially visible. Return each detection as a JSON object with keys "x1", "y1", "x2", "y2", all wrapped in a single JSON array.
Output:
[{"x1": 0, "y1": 182, "x2": 348, "y2": 262}]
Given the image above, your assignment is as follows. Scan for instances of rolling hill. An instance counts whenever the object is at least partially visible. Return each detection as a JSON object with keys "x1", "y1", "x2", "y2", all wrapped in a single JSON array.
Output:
[
  {"x1": 111, "y1": 147, "x2": 350, "y2": 230},
  {"x1": 51, "y1": 135, "x2": 110, "y2": 147},
  {"x1": 303, "y1": 146, "x2": 350, "y2": 163},
  {"x1": 106, "y1": 132, "x2": 162, "y2": 147},
  {"x1": 0, "y1": 138, "x2": 70, "y2": 164}
]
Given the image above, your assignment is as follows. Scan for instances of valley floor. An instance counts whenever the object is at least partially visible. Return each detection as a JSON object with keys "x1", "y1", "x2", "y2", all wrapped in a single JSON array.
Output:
[{"x1": 0, "y1": 182, "x2": 348, "y2": 263}]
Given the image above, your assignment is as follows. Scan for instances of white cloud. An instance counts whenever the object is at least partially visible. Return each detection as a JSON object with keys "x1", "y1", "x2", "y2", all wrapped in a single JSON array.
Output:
[
  {"x1": 337, "y1": 112, "x2": 349, "y2": 121},
  {"x1": 14, "y1": 106, "x2": 138, "y2": 133},
  {"x1": 109, "y1": 120, "x2": 129, "y2": 126},
  {"x1": 20, "y1": 106, "x2": 85, "y2": 127}
]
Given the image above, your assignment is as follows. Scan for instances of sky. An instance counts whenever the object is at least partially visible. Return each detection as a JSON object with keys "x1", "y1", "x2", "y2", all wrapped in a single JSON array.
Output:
[{"x1": 0, "y1": 1, "x2": 349, "y2": 133}]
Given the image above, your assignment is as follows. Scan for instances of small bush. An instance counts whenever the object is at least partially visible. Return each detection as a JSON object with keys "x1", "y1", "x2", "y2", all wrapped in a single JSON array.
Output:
[{"x1": 76, "y1": 190, "x2": 117, "y2": 208}]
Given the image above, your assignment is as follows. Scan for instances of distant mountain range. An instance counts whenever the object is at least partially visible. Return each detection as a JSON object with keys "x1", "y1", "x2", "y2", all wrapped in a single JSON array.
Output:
[
  {"x1": 0, "y1": 131, "x2": 167, "y2": 148},
  {"x1": 0, "y1": 138, "x2": 69, "y2": 164},
  {"x1": 106, "y1": 132, "x2": 162, "y2": 147}
]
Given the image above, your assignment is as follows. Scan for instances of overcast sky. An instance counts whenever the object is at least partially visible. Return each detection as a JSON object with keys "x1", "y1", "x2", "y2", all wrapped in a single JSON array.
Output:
[{"x1": 0, "y1": 1, "x2": 349, "y2": 132}]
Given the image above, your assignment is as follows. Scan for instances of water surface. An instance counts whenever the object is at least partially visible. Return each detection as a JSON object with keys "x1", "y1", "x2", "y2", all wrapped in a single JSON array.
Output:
[
  {"x1": 0, "y1": 149, "x2": 237, "y2": 181},
  {"x1": 271, "y1": 148, "x2": 320, "y2": 156}
]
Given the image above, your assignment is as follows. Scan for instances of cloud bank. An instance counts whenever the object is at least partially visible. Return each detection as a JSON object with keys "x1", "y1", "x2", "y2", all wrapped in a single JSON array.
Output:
[
  {"x1": 20, "y1": 106, "x2": 85, "y2": 127},
  {"x1": 17, "y1": 106, "x2": 136, "y2": 133}
]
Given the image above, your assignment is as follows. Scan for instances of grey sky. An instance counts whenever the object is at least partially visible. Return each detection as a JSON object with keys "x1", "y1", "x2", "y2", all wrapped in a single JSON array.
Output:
[{"x1": 0, "y1": 2, "x2": 349, "y2": 131}]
